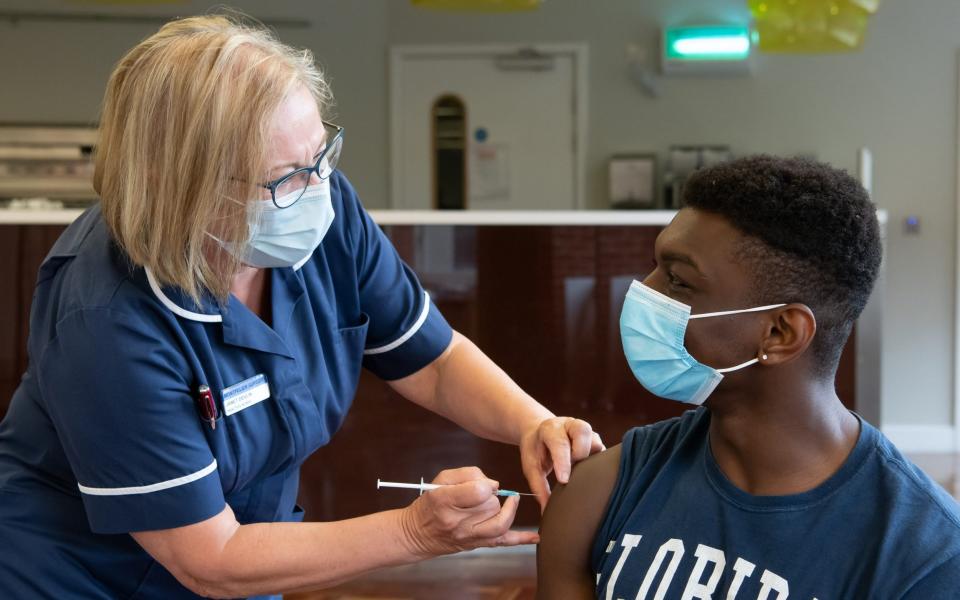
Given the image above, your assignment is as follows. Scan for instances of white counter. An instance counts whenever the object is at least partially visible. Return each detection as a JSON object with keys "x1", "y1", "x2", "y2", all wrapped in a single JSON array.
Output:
[
  {"x1": 0, "y1": 204, "x2": 886, "y2": 425},
  {"x1": 0, "y1": 208, "x2": 888, "y2": 226},
  {"x1": 0, "y1": 208, "x2": 86, "y2": 225}
]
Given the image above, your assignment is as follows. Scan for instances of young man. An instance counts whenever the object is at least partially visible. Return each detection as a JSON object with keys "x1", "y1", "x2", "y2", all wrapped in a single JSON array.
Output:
[{"x1": 537, "y1": 156, "x2": 960, "y2": 599}]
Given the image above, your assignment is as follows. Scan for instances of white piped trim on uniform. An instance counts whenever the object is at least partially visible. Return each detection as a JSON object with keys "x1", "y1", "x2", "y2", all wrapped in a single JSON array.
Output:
[
  {"x1": 145, "y1": 267, "x2": 222, "y2": 323},
  {"x1": 364, "y1": 290, "x2": 431, "y2": 356},
  {"x1": 77, "y1": 459, "x2": 218, "y2": 496}
]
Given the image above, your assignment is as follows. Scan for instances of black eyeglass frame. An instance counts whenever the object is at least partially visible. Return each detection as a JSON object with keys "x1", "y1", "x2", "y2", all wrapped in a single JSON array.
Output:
[{"x1": 261, "y1": 121, "x2": 344, "y2": 208}]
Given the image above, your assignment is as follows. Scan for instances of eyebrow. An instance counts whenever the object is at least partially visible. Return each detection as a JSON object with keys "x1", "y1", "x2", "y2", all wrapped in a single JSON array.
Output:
[
  {"x1": 270, "y1": 140, "x2": 326, "y2": 174},
  {"x1": 660, "y1": 250, "x2": 705, "y2": 276}
]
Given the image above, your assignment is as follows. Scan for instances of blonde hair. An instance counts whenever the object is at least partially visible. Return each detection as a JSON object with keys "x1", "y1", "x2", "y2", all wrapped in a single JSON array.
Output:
[{"x1": 94, "y1": 14, "x2": 332, "y2": 301}]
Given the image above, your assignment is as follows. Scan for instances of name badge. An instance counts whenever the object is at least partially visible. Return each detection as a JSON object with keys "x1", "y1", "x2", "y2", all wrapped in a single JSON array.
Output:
[{"x1": 222, "y1": 374, "x2": 271, "y2": 417}]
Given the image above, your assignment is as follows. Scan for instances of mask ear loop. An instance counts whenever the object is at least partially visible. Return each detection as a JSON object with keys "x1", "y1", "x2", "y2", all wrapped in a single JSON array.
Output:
[
  {"x1": 716, "y1": 357, "x2": 759, "y2": 374},
  {"x1": 689, "y1": 304, "x2": 786, "y2": 319},
  {"x1": 716, "y1": 353, "x2": 769, "y2": 374},
  {"x1": 688, "y1": 302, "x2": 782, "y2": 373}
]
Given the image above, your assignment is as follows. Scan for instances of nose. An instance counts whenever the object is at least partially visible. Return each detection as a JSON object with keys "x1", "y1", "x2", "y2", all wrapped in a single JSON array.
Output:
[{"x1": 640, "y1": 271, "x2": 666, "y2": 295}]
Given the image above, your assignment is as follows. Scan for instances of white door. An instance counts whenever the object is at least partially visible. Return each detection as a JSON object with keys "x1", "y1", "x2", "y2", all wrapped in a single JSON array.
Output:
[{"x1": 390, "y1": 45, "x2": 586, "y2": 210}]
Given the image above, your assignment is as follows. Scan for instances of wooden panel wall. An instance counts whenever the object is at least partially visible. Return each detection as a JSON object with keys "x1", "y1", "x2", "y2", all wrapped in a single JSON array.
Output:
[
  {"x1": 0, "y1": 224, "x2": 857, "y2": 529},
  {"x1": 0, "y1": 225, "x2": 66, "y2": 415}
]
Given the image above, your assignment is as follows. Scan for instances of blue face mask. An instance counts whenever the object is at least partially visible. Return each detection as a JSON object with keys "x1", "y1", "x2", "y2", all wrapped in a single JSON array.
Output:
[
  {"x1": 620, "y1": 280, "x2": 786, "y2": 405},
  {"x1": 219, "y1": 181, "x2": 336, "y2": 269}
]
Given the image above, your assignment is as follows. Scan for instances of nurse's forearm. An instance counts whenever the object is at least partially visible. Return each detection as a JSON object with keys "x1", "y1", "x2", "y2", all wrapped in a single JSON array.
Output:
[
  {"x1": 214, "y1": 512, "x2": 419, "y2": 596},
  {"x1": 139, "y1": 505, "x2": 428, "y2": 598},
  {"x1": 400, "y1": 330, "x2": 554, "y2": 445}
]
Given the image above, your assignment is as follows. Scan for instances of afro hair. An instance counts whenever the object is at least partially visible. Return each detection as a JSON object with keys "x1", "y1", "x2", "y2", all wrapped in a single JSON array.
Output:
[{"x1": 682, "y1": 155, "x2": 882, "y2": 374}]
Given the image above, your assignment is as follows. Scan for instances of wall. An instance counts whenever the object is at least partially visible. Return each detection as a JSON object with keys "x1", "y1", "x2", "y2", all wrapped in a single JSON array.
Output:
[
  {"x1": 0, "y1": 0, "x2": 391, "y2": 205},
  {"x1": 0, "y1": 0, "x2": 957, "y2": 436},
  {"x1": 385, "y1": 1, "x2": 960, "y2": 437}
]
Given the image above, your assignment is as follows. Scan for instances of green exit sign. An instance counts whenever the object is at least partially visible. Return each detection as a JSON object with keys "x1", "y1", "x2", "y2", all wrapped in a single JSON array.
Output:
[{"x1": 664, "y1": 26, "x2": 752, "y2": 61}]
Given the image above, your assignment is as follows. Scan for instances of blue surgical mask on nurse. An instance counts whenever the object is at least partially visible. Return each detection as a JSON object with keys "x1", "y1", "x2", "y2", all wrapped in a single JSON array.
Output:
[{"x1": 218, "y1": 180, "x2": 336, "y2": 269}]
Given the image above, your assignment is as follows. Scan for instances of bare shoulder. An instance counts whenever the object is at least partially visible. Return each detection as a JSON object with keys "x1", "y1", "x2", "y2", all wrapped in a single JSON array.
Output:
[
  {"x1": 546, "y1": 444, "x2": 623, "y2": 524},
  {"x1": 536, "y1": 444, "x2": 623, "y2": 600}
]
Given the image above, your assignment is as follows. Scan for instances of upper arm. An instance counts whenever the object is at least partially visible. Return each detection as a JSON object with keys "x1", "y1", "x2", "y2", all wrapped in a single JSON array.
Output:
[
  {"x1": 384, "y1": 330, "x2": 458, "y2": 409},
  {"x1": 537, "y1": 444, "x2": 622, "y2": 600},
  {"x1": 38, "y1": 308, "x2": 225, "y2": 534},
  {"x1": 131, "y1": 504, "x2": 240, "y2": 596},
  {"x1": 338, "y1": 176, "x2": 453, "y2": 381}
]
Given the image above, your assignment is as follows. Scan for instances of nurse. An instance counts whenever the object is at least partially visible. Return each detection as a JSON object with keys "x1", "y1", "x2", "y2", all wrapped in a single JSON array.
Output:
[{"x1": 0, "y1": 16, "x2": 602, "y2": 599}]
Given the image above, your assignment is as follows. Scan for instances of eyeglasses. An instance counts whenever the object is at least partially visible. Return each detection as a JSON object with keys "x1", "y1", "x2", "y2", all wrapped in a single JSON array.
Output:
[{"x1": 262, "y1": 121, "x2": 344, "y2": 208}]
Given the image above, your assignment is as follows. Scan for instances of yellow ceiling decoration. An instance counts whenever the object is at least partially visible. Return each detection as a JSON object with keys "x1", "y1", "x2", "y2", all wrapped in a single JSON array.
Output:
[
  {"x1": 749, "y1": 0, "x2": 880, "y2": 52},
  {"x1": 411, "y1": 0, "x2": 541, "y2": 12}
]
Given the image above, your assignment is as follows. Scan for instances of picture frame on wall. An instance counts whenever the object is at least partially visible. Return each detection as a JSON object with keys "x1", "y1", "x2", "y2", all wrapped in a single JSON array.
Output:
[{"x1": 608, "y1": 153, "x2": 657, "y2": 208}]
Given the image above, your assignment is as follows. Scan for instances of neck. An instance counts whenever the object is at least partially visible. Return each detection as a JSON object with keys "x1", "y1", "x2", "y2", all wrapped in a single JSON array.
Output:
[
  {"x1": 706, "y1": 369, "x2": 860, "y2": 496},
  {"x1": 230, "y1": 266, "x2": 270, "y2": 321}
]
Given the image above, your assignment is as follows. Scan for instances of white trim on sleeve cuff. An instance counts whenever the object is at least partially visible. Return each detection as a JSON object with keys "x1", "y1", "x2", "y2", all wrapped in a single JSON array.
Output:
[
  {"x1": 77, "y1": 459, "x2": 218, "y2": 497},
  {"x1": 363, "y1": 290, "x2": 431, "y2": 356}
]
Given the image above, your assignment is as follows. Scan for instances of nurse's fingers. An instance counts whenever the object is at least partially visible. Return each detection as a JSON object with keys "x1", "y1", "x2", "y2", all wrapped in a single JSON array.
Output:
[
  {"x1": 541, "y1": 421, "x2": 574, "y2": 484},
  {"x1": 441, "y1": 480, "x2": 502, "y2": 510},
  {"x1": 432, "y1": 467, "x2": 499, "y2": 491},
  {"x1": 592, "y1": 432, "x2": 606, "y2": 453},
  {"x1": 549, "y1": 418, "x2": 600, "y2": 483},
  {"x1": 402, "y1": 483, "x2": 503, "y2": 557},
  {"x1": 492, "y1": 529, "x2": 541, "y2": 547},
  {"x1": 570, "y1": 422, "x2": 595, "y2": 463},
  {"x1": 470, "y1": 495, "x2": 536, "y2": 546},
  {"x1": 521, "y1": 457, "x2": 551, "y2": 513}
]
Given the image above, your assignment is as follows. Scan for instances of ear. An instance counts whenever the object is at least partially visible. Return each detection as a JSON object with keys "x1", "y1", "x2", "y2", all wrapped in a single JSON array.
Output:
[{"x1": 758, "y1": 304, "x2": 817, "y2": 367}]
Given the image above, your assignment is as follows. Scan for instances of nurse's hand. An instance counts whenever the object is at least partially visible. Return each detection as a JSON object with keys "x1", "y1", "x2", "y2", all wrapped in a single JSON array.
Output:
[
  {"x1": 520, "y1": 417, "x2": 605, "y2": 512},
  {"x1": 399, "y1": 467, "x2": 539, "y2": 557}
]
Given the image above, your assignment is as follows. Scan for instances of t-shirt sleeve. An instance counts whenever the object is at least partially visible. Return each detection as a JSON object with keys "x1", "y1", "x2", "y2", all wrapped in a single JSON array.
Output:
[
  {"x1": 338, "y1": 174, "x2": 453, "y2": 380},
  {"x1": 38, "y1": 307, "x2": 225, "y2": 534},
  {"x1": 590, "y1": 410, "x2": 703, "y2": 569},
  {"x1": 900, "y1": 552, "x2": 960, "y2": 598}
]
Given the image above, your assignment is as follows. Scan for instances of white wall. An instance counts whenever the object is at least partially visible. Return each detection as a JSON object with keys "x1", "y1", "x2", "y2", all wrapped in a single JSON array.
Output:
[
  {"x1": 0, "y1": 0, "x2": 391, "y2": 205},
  {"x1": 1, "y1": 0, "x2": 957, "y2": 431},
  {"x1": 385, "y1": 0, "x2": 960, "y2": 432}
]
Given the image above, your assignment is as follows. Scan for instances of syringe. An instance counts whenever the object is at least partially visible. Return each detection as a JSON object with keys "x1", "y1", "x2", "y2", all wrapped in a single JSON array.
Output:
[{"x1": 376, "y1": 477, "x2": 535, "y2": 497}]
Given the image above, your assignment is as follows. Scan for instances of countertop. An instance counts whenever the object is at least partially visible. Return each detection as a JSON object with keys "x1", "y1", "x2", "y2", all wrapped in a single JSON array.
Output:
[{"x1": 0, "y1": 208, "x2": 890, "y2": 226}]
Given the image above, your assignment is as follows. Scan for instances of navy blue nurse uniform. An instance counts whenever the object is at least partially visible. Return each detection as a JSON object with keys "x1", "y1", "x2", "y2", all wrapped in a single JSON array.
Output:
[{"x1": 0, "y1": 171, "x2": 453, "y2": 599}]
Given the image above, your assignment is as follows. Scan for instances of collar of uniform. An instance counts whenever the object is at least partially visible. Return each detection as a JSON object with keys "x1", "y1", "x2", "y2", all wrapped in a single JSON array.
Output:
[
  {"x1": 218, "y1": 265, "x2": 304, "y2": 358},
  {"x1": 145, "y1": 266, "x2": 297, "y2": 357},
  {"x1": 144, "y1": 267, "x2": 222, "y2": 323},
  {"x1": 269, "y1": 265, "x2": 307, "y2": 341},
  {"x1": 220, "y1": 293, "x2": 295, "y2": 358}
]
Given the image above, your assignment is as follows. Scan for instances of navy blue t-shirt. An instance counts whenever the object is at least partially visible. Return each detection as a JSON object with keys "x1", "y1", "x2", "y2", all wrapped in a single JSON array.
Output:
[
  {"x1": 591, "y1": 409, "x2": 960, "y2": 599},
  {"x1": 0, "y1": 171, "x2": 453, "y2": 599}
]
